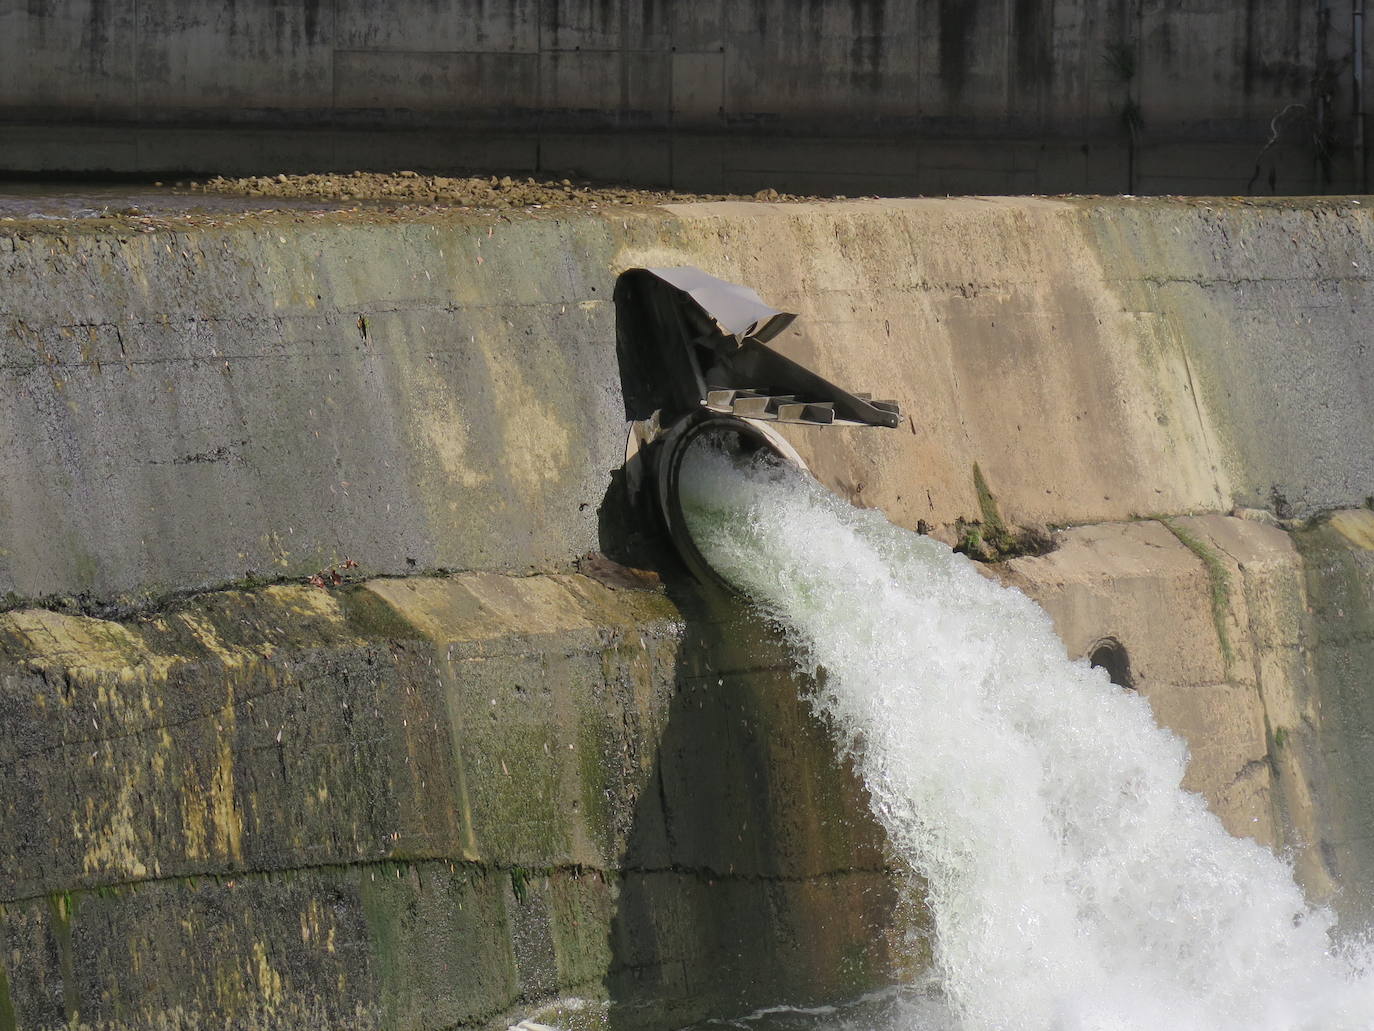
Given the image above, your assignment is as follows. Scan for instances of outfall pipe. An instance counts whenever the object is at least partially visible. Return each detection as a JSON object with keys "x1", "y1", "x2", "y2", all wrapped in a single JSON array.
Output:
[
  {"x1": 652, "y1": 411, "x2": 809, "y2": 596},
  {"x1": 613, "y1": 266, "x2": 901, "y2": 593}
]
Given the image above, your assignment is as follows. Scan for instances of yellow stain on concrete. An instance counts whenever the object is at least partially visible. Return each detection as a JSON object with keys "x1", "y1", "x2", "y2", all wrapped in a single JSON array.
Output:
[
  {"x1": 476, "y1": 337, "x2": 573, "y2": 492},
  {"x1": 1330, "y1": 509, "x2": 1374, "y2": 550},
  {"x1": 416, "y1": 408, "x2": 491, "y2": 489},
  {"x1": 121, "y1": 239, "x2": 154, "y2": 301},
  {"x1": 251, "y1": 941, "x2": 285, "y2": 1007},
  {"x1": 151, "y1": 726, "x2": 172, "y2": 779},
  {"x1": 181, "y1": 771, "x2": 210, "y2": 862},
  {"x1": 177, "y1": 610, "x2": 251, "y2": 668},
  {"x1": 0, "y1": 608, "x2": 175, "y2": 680},
  {"x1": 258, "y1": 583, "x2": 359, "y2": 629},
  {"x1": 365, "y1": 572, "x2": 673, "y2": 643},
  {"x1": 378, "y1": 330, "x2": 492, "y2": 491},
  {"x1": 3, "y1": 571, "x2": 673, "y2": 884},
  {"x1": 298, "y1": 898, "x2": 339, "y2": 954},
  {"x1": 209, "y1": 688, "x2": 245, "y2": 864},
  {"x1": 79, "y1": 780, "x2": 151, "y2": 880}
]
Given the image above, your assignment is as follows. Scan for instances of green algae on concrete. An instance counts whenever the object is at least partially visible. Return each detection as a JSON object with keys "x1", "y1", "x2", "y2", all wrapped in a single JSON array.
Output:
[
  {"x1": 359, "y1": 862, "x2": 518, "y2": 1031},
  {"x1": 0, "y1": 958, "x2": 15, "y2": 1031},
  {"x1": 1158, "y1": 517, "x2": 1236, "y2": 673}
]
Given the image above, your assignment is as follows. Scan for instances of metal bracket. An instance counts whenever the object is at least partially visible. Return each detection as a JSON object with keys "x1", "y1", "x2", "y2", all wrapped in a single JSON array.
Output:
[{"x1": 614, "y1": 266, "x2": 902, "y2": 429}]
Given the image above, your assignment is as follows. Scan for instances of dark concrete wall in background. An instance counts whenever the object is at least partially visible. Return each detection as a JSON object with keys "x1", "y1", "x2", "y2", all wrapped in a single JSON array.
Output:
[{"x1": 0, "y1": 0, "x2": 1369, "y2": 195}]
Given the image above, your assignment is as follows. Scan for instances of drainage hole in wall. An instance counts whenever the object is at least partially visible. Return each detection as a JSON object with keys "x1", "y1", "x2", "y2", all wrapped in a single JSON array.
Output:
[{"x1": 1089, "y1": 637, "x2": 1134, "y2": 690}]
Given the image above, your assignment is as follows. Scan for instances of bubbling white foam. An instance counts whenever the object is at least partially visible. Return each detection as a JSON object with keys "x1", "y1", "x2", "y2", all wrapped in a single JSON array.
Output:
[{"x1": 677, "y1": 444, "x2": 1374, "y2": 1031}]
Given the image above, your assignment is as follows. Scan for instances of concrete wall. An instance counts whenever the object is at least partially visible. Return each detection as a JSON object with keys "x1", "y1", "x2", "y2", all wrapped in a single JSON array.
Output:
[
  {"x1": 2, "y1": 196, "x2": 1374, "y2": 1026},
  {"x1": 0, "y1": 575, "x2": 903, "y2": 1029},
  {"x1": 5, "y1": 197, "x2": 1372, "y2": 608},
  {"x1": 1001, "y1": 510, "x2": 1374, "y2": 920},
  {"x1": 1, "y1": 0, "x2": 1370, "y2": 195}
]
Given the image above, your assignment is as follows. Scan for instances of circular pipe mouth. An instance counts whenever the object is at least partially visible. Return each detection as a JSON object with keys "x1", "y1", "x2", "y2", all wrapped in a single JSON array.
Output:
[
  {"x1": 1089, "y1": 637, "x2": 1134, "y2": 690},
  {"x1": 653, "y1": 411, "x2": 809, "y2": 595}
]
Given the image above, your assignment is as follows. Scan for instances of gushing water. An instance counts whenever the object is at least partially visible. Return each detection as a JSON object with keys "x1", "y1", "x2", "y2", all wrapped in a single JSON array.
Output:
[{"x1": 677, "y1": 444, "x2": 1374, "y2": 1031}]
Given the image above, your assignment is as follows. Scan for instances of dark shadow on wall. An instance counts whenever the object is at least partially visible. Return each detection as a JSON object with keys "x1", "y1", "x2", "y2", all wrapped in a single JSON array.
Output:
[
  {"x1": 597, "y1": 577, "x2": 907, "y2": 1030},
  {"x1": 592, "y1": 280, "x2": 914, "y2": 1028}
]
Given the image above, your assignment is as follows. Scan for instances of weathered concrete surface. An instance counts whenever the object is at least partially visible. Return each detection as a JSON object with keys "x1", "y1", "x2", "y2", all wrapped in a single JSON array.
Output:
[
  {"x1": 1, "y1": 0, "x2": 1368, "y2": 194},
  {"x1": 1002, "y1": 510, "x2": 1374, "y2": 921},
  {"x1": 1292, "y1": 510, "x2": 1374, "y2": 924},
  {"x1": 647, "y1": 198, "x2": 1374, "y2": 528},
  {"x1": 1002, "y1": 518, "x2": 1278, "y2": 844},
  {"x1": 0, "y1": 574, "x2": 901, "y2": 1029},
  {"x1": 0, "y1": 214, "x2": 630, "y2": 604},
  {"x1": 5, "y1": 515, "x2": 1374, "y2": 1026},
  {"x1": 4, "y1": 197, "x2": 1374, "y2": 605}
]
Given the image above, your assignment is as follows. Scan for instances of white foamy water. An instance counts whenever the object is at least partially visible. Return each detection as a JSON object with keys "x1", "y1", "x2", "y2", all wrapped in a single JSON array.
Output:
[{"x1": 677, "y1": 444, "x2": 1374, "y2": 1031}]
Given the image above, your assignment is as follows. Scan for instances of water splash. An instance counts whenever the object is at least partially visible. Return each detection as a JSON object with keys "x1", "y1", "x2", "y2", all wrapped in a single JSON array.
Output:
[{"x1": 677, "y1": 444, "x2": 1374, "y2": 1031}]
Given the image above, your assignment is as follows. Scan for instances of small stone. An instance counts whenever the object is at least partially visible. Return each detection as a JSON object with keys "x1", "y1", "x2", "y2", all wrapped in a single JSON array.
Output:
[{"x1": 1231, "y1": 507, "x2": 1281, "y2": 527}]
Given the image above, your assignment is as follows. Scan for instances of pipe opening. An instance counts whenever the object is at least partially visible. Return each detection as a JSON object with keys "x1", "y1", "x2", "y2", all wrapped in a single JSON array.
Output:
[
  {"x1": 655, "y1": 413, "x2": 808, "y2": 594},
  {"x1": 1089, "y1": 637, "x2": 1135, "y2": 690}
]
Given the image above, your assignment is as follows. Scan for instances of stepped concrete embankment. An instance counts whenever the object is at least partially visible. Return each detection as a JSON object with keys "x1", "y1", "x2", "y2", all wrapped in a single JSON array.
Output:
[{"x1": 1, "y1": 197, "x2": 1373, "y2": 1027}]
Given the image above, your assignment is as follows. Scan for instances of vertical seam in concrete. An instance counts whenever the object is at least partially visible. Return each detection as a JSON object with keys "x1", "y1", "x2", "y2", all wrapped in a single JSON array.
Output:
[
  {"x1": 1197, "y1": 526, "x2": 1269, "y2": 692},
  {"x1": 1162, "y1": 518, "x2": 1238, "y2": 680},
  {"x1": 330, "y1": 0, "x2": 338, "y2": 135},
  {"x1": 536, "y1": 0, "x2": 545, "y2": 172},
  {"x1": 1004, "y1": 0, "x2": 1014, "y2": 118},
  {"x1": 434, "y1": 643, "x2": 482, "y2": 861},
  {"x1": 1202, "y1": 527, "x2": 1299, "y2": 846},
  {"x1": 618, "y1": 0, "x2": 630, "y2": 123},
  {"x1": 1132, "y1": 0, "x2": 1144, "y2": 192},
  {"x1": 132, "y1": 0, "x2": 141, "y2": 163},
  {"x1": 1176, "y1": 326, "x2": 1227, "y2": 504},
  {"x1": 667, "y1": 30, "x2": 677, "y2": 187}
]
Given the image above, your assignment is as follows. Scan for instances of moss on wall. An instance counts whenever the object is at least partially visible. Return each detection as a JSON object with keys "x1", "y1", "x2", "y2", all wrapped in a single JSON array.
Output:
[
  {"x1": 1159, "y1": 517, "x2": 1236, "y2": 673},
  {"x1": 0, "y1": 573, "x2": 900, "y2": 1029}
]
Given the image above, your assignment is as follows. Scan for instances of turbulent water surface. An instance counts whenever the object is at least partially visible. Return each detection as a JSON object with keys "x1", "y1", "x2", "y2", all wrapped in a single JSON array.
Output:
[{"x1": 675, "y1": 442, "x2": 1374, "y2": 1031}]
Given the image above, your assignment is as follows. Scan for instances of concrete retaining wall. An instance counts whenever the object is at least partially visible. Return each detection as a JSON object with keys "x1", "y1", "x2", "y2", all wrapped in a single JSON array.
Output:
[
  {"x1": 4, "y1": 198, "x2": 1373, "y2": 606},
  {"x1": 0, "y1": 575, "x2": 902, "y2": 1029},
  {"x1": 1, "y1": 0, "x2": 1370, "y2": 194},
  {"x1": 2, "y1": 197, "x2": 1374, "y2": 1026}
]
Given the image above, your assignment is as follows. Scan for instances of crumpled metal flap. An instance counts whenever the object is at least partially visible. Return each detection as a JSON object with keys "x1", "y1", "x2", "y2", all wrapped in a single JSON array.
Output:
[{"x1": 641, "y1": 266, "x2": 797, "y2": 343}]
